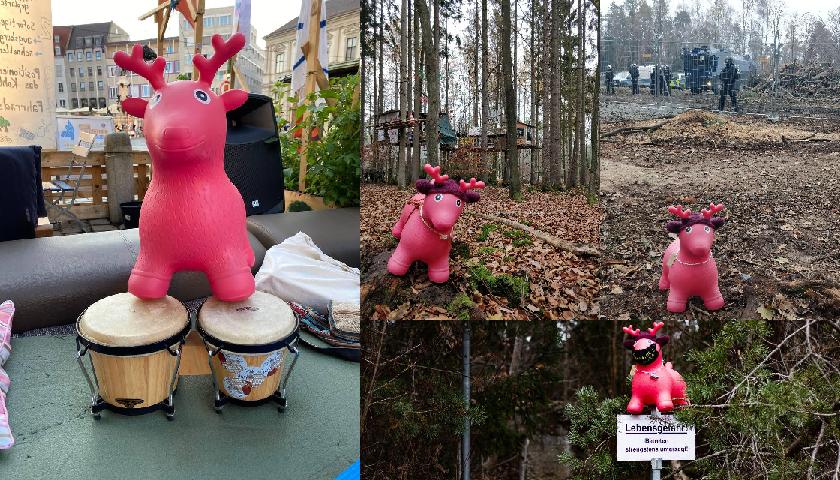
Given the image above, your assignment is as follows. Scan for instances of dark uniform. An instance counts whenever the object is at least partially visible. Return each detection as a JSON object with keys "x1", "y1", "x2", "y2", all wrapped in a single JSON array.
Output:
[
  {"x1": 663, "y1": 65, "x2": 672, "y2": 96},
  {"x1": 605, "y1": 65, "x2": 614, "y2": 94},
  {"x1": 630, "y1": 64, "x2": 639, "y2": 94},
  {"x1": 718, "y1": 58, "x2": 739, "y2": 111},
  {"x1": 650, "y1": 66, "x2": 656, "y2": 94}
]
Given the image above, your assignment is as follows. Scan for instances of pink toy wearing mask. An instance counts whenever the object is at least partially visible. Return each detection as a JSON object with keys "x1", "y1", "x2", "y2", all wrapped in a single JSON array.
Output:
[
  {"x1": 623, "y1": 322, "x2": 688, "y2": 415},
  {"x1": 388, "y1": 164, "x2": 484, "y2": 283},
  {"x1": 659, "y1": 203, "x2": 726, "y2": 313},
  {"x1": 114, "y1": 33, "x2": 254, "y2": 302}
]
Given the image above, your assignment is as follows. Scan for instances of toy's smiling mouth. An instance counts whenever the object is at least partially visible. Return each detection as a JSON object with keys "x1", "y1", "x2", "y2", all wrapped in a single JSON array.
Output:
[{"x1": 158, "y1": 139, "x2": 205, "y2": 152}]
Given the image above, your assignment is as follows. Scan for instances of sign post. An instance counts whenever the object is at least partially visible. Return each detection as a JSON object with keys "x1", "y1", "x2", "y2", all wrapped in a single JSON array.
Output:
[{"x1": 616, "y1": 410, "x2": 695, "y2": 479}]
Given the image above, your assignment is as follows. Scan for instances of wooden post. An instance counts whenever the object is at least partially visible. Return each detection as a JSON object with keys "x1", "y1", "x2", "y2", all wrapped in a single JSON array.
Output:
[
  {"x1": 298, "y1": 0, "x2": 323, "y2": 193},
  {"x1": 104, "y1": 133, "x2": 136, "y2": 224},
  {"x1": 193, "y1": 0, "x2": 206, "y2": 81}
]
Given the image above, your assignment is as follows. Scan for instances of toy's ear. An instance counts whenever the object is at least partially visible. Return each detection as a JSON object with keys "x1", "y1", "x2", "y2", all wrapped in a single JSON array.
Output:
[
  {"x1": 665, "y1": 221, "x2": 683, "y2": 233},
  {"x1": 221, "y1": 89, "x2": 248, "y2": 112},
  {"x1": 623, "y1": 339, "x2": 636, "y2": 350},
  {"x1": 416, "y1": 179, "x2": 433, "y2": 194},
  {"x1": 656, "y1": 335, "x2": 670, "y2": 346},
  {"x1": 121, "y1": 97, "x2": 147, "y2": 118},
  {"x1": 711, "y1": 217, "x2": 725, "y2": 230}
]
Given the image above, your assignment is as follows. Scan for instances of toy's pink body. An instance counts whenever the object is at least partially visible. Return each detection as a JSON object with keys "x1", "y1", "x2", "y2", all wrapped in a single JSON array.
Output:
[
  {"x1": 387, "y1": 165, "x2": 484, "y2": 284},
  {"x1": 115, "y1": 34, "x2": 253, "y2": 302},
  {"x1": 659, "y1": 204, "x2": 726, "y2": 313},
  {"x1": 388, "y1": 193, "x2": 456, "y2": 283},
  {"x1": 624, "y1": 323, "x2": 688, "y2": 415}
]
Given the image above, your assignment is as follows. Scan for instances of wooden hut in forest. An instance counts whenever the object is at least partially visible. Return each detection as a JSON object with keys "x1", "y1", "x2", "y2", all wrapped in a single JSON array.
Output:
[
  {"x1": 460, "y1": 121, "x2": 537, "y2": 150},
  {"x1": 373, "y1": 110, "x2": 458, "y2": 150}
]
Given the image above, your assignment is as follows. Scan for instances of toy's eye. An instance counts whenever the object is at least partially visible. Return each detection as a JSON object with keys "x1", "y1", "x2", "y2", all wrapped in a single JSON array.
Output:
[
  {"x1": 456, "y1": 199, "x2": 462, "y2": 207},
  {"x1": 704, "y1": 225, "x2": 711, "y2": 233},
  {"x1": 684, "y1": 226, "x2": 692, "y2": 233},
  {"x1": 193, "y1": 89, "x2": 210, "y2": 104},
  {"x1": 434, "y1": 194, "x2": 443, "y2": 202},
  {"x1": 148, "y1": 92, "x2": 162, "y2": 108}
]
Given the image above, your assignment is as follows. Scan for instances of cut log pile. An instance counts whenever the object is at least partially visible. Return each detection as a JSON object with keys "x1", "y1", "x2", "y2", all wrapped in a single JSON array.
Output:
[{"x1": 754, "y1": 63, "x2": 840, "y2": 96}]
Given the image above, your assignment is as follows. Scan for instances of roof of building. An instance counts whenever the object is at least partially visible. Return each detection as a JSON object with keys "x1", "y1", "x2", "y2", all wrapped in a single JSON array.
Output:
[
  {"x1": 53, "y1": 26, "x2": 72, "y2": 55},
  {"x1": 67, "y1": 22, "x2": 112, "y2": 47},
  {"x1": 107, "y1": 36, "x2": 179, "y2": 46},
  {"x1": 264, "y1": 0, "x2": 359, "y2": 40}
]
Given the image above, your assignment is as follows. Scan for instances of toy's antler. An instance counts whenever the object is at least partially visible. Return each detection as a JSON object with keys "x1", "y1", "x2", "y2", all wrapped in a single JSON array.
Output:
[
  {"x1": 668, "y1": 205, "x2": 692, "y2": 219},
  {"x1": 423, "y1": 163, "x2": 449, "y2": 184},
  {"x1": 114, "y1": 44, "x2": 167, "y2": 90},
  {"x1": 623, "y1": 325, "x2": 641, "y2": 336},
  {"x1": 647, "y1": 322, "x2": 664, "y2": 335},
  {"x1": 459, "y1": 178, "x2": 486, "y2": 191},
  {"x1": 701, "y1": 203, "x2": 725, "y2": 219},
  {"x1": 193, "y1": 33, "x2": 246, "y2": 87}
]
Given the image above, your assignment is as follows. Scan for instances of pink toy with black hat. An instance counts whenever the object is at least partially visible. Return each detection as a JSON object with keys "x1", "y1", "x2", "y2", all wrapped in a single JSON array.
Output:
[{"x1": 388, "y1": 164, "x2": 485, "y2": 283}]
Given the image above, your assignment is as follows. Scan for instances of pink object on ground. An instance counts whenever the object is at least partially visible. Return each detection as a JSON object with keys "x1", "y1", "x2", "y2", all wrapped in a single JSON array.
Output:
[
  {"x1": 623, "y1": 323, "x2": 688, "y2": 415},
  {"x1": 387, "y1": 164, "x2": 484, "y2": 283},
  {"x1": 0, "y1": 300, "x2": 12, "y2": 366},
  {"x1": 114, "y1": 33, "x2": 254, "y2": 302},
  {"x1": 659, "y1": 203, "x2": 726, "y2": 313},
  {"x1": 0, "y1": 300, "x2": 12, "y2": 449}
]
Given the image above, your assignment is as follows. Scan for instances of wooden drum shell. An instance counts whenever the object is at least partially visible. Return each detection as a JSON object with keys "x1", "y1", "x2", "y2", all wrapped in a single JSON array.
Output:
[
  {"x1": 207, "y1": 347, "x2": 289, "y2": 402},
  {"x1": 90, "y1": 348, "x2": 179, "y2": 409}
]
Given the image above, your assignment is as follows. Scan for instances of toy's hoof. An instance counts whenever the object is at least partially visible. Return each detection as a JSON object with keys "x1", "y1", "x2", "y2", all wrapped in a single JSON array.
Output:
[
  {"x1": 666, "y1": 301, "x2": 686, "y2": 313},
  {"x1": 428, "y1": 270, "x2": 450, "y2": 283},
  {"x1": 211, "y1": 271, "x2": 255, "y2": 302},
  {"x1": 387, "y1": 257, "x2": 410, "y2": 276},
  {"x1": 705, "y1": 297, "x2": 724, "y2": 311},
  {"x1": 658, "y1": 278, "x2": 670, "y2": 291},
  {"x1": 128, "y1": 271, "x2": 170, "y2": 299}
]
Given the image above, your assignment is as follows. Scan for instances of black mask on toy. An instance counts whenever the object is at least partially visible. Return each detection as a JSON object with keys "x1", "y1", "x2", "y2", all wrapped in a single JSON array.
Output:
[{"x1": 633, "y1": 343, "x2": 659, "y2": 365}]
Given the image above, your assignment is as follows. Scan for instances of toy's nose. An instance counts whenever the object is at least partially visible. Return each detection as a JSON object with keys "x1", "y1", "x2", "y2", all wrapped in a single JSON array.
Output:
[{"x1": 163, "y1": 127, "x2": 191, "y2": 142}]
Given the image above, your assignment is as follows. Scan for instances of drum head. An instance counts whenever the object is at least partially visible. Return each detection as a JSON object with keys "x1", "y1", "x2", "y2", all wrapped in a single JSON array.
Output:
[
  {"x1": 198, "y1": 291, "x2": 295, "y2": 346},
  {"x1": 79, "y1": 293, "x2": 188, "y2": 347}
]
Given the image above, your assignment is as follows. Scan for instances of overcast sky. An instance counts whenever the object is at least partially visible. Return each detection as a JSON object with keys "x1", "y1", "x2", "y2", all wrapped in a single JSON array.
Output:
[
  {"x1": 51, "y1": 0, "x2": 304, "y2": 49},
  {"x1": 603, "y1": 0, "x2": 836, "y2": 17}
]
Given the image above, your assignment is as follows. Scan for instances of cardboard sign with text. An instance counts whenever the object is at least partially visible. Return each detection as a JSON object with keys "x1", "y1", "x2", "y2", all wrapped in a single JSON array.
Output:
[{"x1": 616, "y1": 414, "x2": 695, "y2": 461}]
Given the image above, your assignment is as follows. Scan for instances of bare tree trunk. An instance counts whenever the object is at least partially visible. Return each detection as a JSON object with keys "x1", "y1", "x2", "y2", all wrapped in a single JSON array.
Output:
[
  {"x1": 501, "y1": 0, "x2": 520, "y2": 198},
  {"x1": 577, "y1": 0, "x2": 587, "y2": 188},
  {"x1": 398, "y1": 0, "x2": 409, "y2": 187},
  {"x1": 417, "y1": 0, "x2": 440, "y2": 167},
  {"x1": 473, "y1": 0, "x2": 480, "y2": 127},
  {"x1": 529, "y1": 0, "x2": 538, "y2": 185},
  {"x1": 550, "y1": 0, "x2": 563, "y2": 187},
  {"x1": 590, "y1": 0, "x2": 600, "y2": 194},
  {"x1": 480, "y1": 0, "x2": 489, "y2": 150},
  {"x1": 406, "y1": 0, "x2": 414, "y2": 183},
  {"x1": 412, "y1": 0, "x2": 422, "y2": 181}
]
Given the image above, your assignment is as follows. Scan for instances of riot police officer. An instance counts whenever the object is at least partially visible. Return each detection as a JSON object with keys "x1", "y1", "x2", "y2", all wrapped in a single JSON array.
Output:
[
  {"x1": 605, "y1": 65, "x2": 615, "y2": 94},
  {"x1": 630, "y1": 63, "x2": 639, "y2": 95},
  {"x1": 663, "y1": 65, "x2": 672, "y2": 96},
  {"x1": 650, "y1": 66, "x2": 657, "y2": 94},
  {"x1": 719, "y1": 57, "x2": 739, "y2": 111}
]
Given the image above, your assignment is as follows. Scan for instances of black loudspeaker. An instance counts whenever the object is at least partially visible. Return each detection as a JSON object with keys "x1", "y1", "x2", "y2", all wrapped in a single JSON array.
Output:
[{"x1": 224, "y1": 93, "x2": 285, "y2": 216}]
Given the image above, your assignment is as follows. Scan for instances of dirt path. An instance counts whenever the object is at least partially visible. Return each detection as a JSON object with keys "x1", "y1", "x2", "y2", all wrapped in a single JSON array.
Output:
[{"x1": 600, "y1": 110, "x2": 840, "y2": 321}]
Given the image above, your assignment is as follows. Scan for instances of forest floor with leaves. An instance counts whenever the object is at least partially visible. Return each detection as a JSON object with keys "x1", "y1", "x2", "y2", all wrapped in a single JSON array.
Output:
[
  {"x1": 361, "y1": 183, "x2": 601, "y2": 320},
  {"x1": 600, "y1": 107, "x2": 840, "y2": 321}
]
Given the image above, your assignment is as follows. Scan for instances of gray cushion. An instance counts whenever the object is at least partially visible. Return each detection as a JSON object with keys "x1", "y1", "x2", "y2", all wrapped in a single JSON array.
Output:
[
  {"x1": 246, "y1": 208, "x2": 360, "y2": 268},
  {"x1": 0, "y1": 229, "x2": 266, "y2": 332}
]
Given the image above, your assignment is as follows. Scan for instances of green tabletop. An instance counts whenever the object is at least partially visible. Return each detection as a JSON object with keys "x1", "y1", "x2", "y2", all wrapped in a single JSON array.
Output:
[{"x1": 0, "y1": 335, "x2": 359, "y2": 479}]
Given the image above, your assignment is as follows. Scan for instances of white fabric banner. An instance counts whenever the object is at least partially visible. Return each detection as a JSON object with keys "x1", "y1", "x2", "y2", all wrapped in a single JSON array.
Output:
[{"x1": 290, "y1": 0, "x2": 328, "y2": 97}]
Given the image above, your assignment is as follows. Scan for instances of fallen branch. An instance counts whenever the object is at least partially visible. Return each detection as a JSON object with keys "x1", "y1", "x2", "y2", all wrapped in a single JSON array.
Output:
[
  {"x1": 466, "y1": 211, "x2": 601, "y2": 257},
  {"x1": 601, "y1": 121, "x2": 668, "y2": 138}
]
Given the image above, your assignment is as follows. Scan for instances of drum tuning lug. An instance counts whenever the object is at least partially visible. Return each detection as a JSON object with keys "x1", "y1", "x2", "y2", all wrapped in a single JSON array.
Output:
[{"x1": 165, "y1": 412, "x2": 175, "y2": 421}]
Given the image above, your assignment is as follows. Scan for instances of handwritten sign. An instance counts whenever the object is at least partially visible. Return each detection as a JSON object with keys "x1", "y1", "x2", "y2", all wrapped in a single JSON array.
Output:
[
  {"x1": 0, "y1": 0, "x2": 56, "y2": 149},
  {"x1": 616, "y1": 414, "x2": 695, "y2": 461}
]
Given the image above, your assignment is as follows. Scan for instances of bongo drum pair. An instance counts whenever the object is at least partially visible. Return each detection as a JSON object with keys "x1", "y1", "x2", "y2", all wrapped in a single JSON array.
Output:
[
  {"x1": 75, "y1": 291, "x2": 299, "y2": 420},
  {"x1": 76, "y1": 294, "x2": 189, "y2": 420}
]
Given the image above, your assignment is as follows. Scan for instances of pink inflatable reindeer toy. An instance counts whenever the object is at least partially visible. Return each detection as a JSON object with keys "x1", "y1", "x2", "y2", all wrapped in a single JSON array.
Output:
[
  {"x1": 387, "y1": 164, "x2": 484, "y2": 283},
  {"x1": 114, "y1": 33, "x2": 254, "y2": 302},
  {"x1": 659, "y1": 203, "x2": 726, "y2": 313},
  {"x1": 623, "y1": 322, "x2": 688, "y2": 415}
]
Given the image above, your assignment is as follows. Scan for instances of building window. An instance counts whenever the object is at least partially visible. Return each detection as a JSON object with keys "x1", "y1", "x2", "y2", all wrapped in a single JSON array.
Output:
[
  {"x1": 70, "y1": 68, "x2": 75, "y2": 77},
  {"x1": 89, "y1": 81, "x2": 94, "y2": 91},
  {"x1": 95, "y1": 50, "x2": 102, "y2": 60},
  {"x1": 173, "y1": 60, "x2": 179, "y2": 73},
  {"x1": 345, "y1": 37, "x2": 357, "y2": 61},
  {"x1": 54, "y1": 46, "x2": 61, "y2": 55},
  {"x1": 70, "y1": 82, "x2": 76, "y2": 92},
  {"x1": 97, "y1": 66, "x2": 102, "y2": 76},
  {"x1": 76, "y1": 51, "x2": 82, "y2": 61},
  {"x1": 59, "y1": 99, "x2": 66, "y2": 108},
  {"x1": 109, "y1": 86, "x2": 118, "y2": 99},
  {"x1": 108, "y1": 66, "x2": 117, "y2": 77},
  {"x1": 54, "y1": 35, "x2": 60, "y2": 43},
  {"x1": 89, "y1": 98, "x2": 96, "y2": 108},
  {"x1": 84, "y1": 37, "x2": 92, "y2": 47},
  {"x1": 78, "y1": 68, "x2": 84, "y2": 77},
  {"x1": 86, "y1": 51, "x2": 92, "y2": 61},
  {"x1": 220, "y1": 15, "x2": 231, "y2": 26},
  {"x1": 80, "y1": 82, "x2": 85, "y2": 91},
  {"x1": 99, "y1": 98, "x2": 106, "y2": 108},
  {"x1": 275, "y1": 53, "x2": 285, "y2": 73},
  {"x1": 166, "y1": 44, "x2": 174, "y2": 54},
  {"x1": 141, "y1": 84, "x2": 151, "y2": 98},
  {"x1": 58, "y1": 83, "x2": 64, "y2": 92},
  {"x1": 67, "y1": 53, "x2": 73, "y2": 63},
  {"x1": 97, "y1": 80, "x2": 104, "y2": 90},
  {"x1": 71, "y1": 98, "x2": 78, "y2": 109},
  {"x1": 88, "y1": 67, "x2": 93, "y2": 76},
  {"x1": 94, "y1": 37, "x2": 101, "y2": 47}
]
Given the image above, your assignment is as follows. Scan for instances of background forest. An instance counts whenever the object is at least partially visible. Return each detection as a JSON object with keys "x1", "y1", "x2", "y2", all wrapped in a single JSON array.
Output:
[{"x1": 362, "y1": 320, "x2": 840, "y2": 479}]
